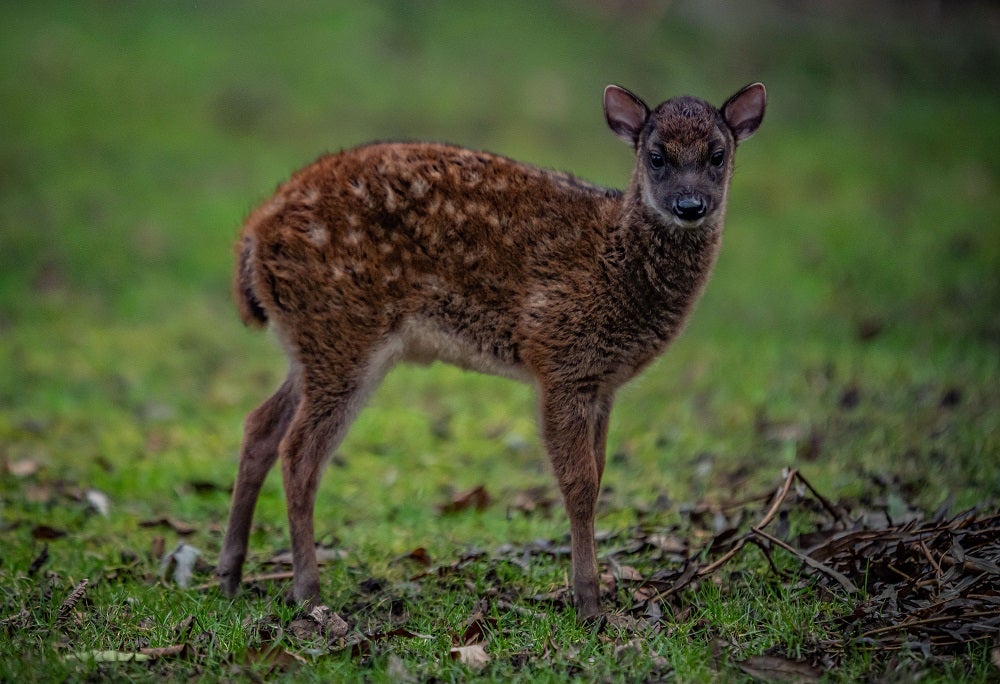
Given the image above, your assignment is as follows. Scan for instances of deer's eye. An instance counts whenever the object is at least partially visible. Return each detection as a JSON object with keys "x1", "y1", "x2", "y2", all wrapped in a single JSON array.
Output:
[
  {"x1": 648, "y1": 150, "x2": 665, "y2": 169},
  {"x1": 710, "y1": 149, "x2": 725, "y2": 167}
]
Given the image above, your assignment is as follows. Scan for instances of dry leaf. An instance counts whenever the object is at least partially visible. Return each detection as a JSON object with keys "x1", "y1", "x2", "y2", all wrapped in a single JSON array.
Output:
[
  {"x1": 159, "y1": 543, "x2": 201, "y2": 588},
  {"x1": 28, "y1": 544, "x2": 49, "y2": 576},
  {"x1": 510, "y1": 486, "x2": 557, "y2": 515},
  {"x1": 736, "y1": 654, "x2": 821, "y2": 682},
  {"x1": 243, "y1": 645, "x2": 306, "y2": 672},
  {"x1": 31, "y1": 525, "x2": 66, "y2": 540},
  {"x1": 140, "y1": 517, "x2": 195, "y2": 535},
  {"x1": 25, "y1": 484, "x2": 54, "y2": 504},
  {"x1": 450, "y1": 643, "x2": 489, "y2": 669},
  {"x1": 150, "y1": 535, "x2": 165, "y2": 561},
  {"x1": 405, "y1": 547, "x2": 432, "y2": 567},
  {"x1": 85, "y1": 489, "x2": 110, "y2": 516},
  {"x1": 289, "y1": 604, "x2": 349, "y2": 641},
  {"x1": 56, "y1": 579, "x2": 89, "y2": 624},
  {"x1": 138, "y1": 644, "x2": 188, "y2": 659},
  {"x1": 6, "y1": 458, "x2": 41, "y2": 477},
  {"x1": 439, "y1": 485, "x2": 492, "y2": 515}
]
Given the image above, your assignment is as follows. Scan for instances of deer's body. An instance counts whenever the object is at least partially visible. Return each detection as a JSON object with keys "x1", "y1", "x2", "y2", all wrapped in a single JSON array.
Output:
[{"x1": 218, "y1": 84, "x2": 765, "y2": 618}]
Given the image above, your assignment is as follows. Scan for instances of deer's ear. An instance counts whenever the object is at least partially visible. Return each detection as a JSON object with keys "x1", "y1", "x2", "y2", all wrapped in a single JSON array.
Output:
[
  {"x1": 604, "y1": 85, "x2": 649, "y2": 147},
  {"x1": 722, "y1": 83, "x2": 766, "y2": 143}
]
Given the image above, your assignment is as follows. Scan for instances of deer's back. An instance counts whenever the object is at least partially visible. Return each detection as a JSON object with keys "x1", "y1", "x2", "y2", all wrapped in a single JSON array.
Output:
[{"x1": 239, "y1": 142, "x2": 622, "y2": 375}]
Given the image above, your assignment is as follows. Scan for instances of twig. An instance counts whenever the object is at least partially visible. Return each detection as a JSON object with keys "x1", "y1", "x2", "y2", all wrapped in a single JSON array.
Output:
[
  {"x1": 697, "y1": 469, "x2": 797, "y2": 578},
  {"x1": 792, "y1": 470, "x2": 849, "y2": 525},
  {"x1": 192, "y1": 570, "x2": 295, "y2": 592},
  {"x1": 859, "y1": 609, "x2": 1000, "y2": 639},
  {"x1": 756, "y1": 468, "x2": 798, "y2": 530},
  {"x1": 752, "y1": 529, "x2": 859, "y2": 594},
  {"x1": 919, "y1": 540, "x2": 943, "y2": 579},
  {"x1": 696, "y1": 538, "x2": 747, "y2": 577}
]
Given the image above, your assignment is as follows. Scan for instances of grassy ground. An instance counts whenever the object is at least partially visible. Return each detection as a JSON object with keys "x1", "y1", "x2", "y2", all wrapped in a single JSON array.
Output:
[{"x1": 1, "y1": 1, "x2": 998, "y2": 681}]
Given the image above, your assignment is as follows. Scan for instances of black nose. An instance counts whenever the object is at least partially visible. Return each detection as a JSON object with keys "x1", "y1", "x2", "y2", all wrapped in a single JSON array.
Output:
[{"x1": 672, "y1": 196, "x2": 707, "y2": 221}]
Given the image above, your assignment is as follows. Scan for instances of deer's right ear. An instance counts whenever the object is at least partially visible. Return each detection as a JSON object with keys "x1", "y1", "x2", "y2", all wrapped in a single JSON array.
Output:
[{"x1": 603, "y1": 85, "x2": 649, "y2": 148}]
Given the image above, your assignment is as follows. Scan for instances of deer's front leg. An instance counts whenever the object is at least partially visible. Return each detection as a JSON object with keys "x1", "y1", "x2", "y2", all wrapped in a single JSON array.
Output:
[{"x1": 540, "y1": 385, "x2": 611, "y2": 620}]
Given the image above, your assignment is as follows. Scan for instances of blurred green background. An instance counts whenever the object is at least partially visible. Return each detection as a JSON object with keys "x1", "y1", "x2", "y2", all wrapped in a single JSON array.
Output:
[{"x1": 1, "y1": 0, "x2": 998, "y2": 522}]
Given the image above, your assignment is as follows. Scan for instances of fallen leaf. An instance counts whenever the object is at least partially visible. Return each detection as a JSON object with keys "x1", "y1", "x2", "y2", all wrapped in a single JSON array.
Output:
[
  {"x1": 242, "y1": 645, "x2": 306, "y2": 672},
  {"x1": 855, "y1": 316, "x2": 884, "y2": 341},
  {"x1": 612, "y1": 564, "x2": 644, "y2": 582},
  {"x1": 25, "y1": 483, "x2": 54, "y2": 504},
  {"x1": 56, "y1": 579, "x2": 89, "y2": 624},
  {"x1": 31, "y1": 525, "x2": 66, "y2": 540},
  {"x1": 187, "y1": 479, "x2": 229, "y2": 494},
  {"x1": 85, "y1": 489, "x2": 110, "y2": 516},
  {"x1": 457, "y1": 610, "x2": 496, "y2": 646},
  {"x1": 138, "y1": 643, "x2": 188, "y2": 659},
  {"x1": 28, "y1": 544, "x2": 49, "y2": 576},
  {"x1": 736, "y1": 654, "x2": 821, "y2": 682},
  {"x1": 150, "y1": 535, "x2": 165, "y2": 561},
  {"x1": 439, "y1": 485, "x2": 492, "y2": 515},
  {"x1": 289, "y1": 604, "x2": 349, "y2": 641},
  {"x1": 645, "y1": 533, "x2": 687, "y2": 555},
  {"x1": 172, "y1": 614, "x2": 197, "y2": 640},
  {"x1": 450, "y1": 643, "x2": 489, "y2": 669},
  {"x1": 140, "y1": 517, "x2": 196, "y2": 535},
  {"x1": 159, "y1": 543, "x2": 201, "y2": 588},
  {"x1": 66, "y1": 650, "x2": 152, "y2": 663},
  {"x1": 510, "y1": 486, "x2": 557, "y2": 516},
  {"x1": 839, "y1": 386, "x2": 860, "y2": 409},
  {"x1": 404, "y1": 547, "x2": 432, "y2": 567},
  {"x1": 386, "y1": 653, "x2": 416, "y2": 682},
  {"x1": 6, "y1": 458, "x2": 41, "y2": 477}
]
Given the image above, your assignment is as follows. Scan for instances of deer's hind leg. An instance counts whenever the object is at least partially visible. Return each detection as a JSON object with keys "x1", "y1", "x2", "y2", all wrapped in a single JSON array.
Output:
[
  {"x1": 280, "y1": 332, "x2": 402, "y2": 605},
  {"x1": 218, "y1": 374, "x2": 301, "y2": 596}
]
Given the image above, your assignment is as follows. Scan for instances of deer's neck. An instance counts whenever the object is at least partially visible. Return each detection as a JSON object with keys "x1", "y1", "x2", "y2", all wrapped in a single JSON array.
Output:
[{"x1": 602, "y1": 193, "x2": 724, "y2": 343}]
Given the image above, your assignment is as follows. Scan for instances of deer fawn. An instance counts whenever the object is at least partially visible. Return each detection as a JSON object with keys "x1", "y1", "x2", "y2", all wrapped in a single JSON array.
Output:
[{"x1": 216, "y1": 82, "x2": 766, "y2": 619}]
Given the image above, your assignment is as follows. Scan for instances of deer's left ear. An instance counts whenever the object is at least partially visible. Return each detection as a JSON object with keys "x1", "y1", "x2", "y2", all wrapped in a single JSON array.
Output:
[{"x1": 722, "y1": 83, "x2": 766, "y2": 143}]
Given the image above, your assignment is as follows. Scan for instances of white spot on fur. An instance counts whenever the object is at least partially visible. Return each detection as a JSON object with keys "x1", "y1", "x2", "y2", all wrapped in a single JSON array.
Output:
[
  {"x1": 409, "y1": 177, "x2": 430, "y2": 198},
  {"x1": 306, "y1": 221, "x2": 329, "y2": 247},
  {"x1": 384, "y1": 183, "x2": 398, "y2": 212},
  {"x1": 526, "y1": 292, "x2": 549, "y2": 310},
  {"x1": 349, "y1": 179, "x2": 369, "y2": 200},
  {"x1": 302, "y1": 186, "x2": 321, "y2": 204}
]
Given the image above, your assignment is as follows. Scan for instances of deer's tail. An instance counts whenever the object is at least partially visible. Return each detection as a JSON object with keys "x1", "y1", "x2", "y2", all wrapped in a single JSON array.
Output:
[{"x1": 234, "y1": 234, "x2": 269, "y2": 329}]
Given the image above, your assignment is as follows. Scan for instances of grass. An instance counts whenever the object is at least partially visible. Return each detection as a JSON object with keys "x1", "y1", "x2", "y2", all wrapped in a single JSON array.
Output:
[{"x1": 1, "y1": 0, "x2": 998, "y2": 680}]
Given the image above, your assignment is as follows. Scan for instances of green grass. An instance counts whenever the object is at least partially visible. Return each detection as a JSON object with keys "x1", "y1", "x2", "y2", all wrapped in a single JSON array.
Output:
[{"x1": 1, "y1": 1, "x2": 998, "y2": 681}]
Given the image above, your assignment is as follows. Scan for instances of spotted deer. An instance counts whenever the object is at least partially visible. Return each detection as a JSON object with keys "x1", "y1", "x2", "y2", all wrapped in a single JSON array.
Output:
[{"x1": 216, "y1": 82, "x2": 766, "y2": 618}]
